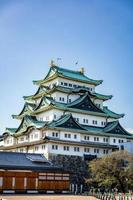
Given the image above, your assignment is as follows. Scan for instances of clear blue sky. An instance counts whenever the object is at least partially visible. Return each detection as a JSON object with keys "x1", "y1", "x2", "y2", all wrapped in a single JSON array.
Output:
[{"x1": 0, "y1": 0, "x2": 133, "y2": 133}]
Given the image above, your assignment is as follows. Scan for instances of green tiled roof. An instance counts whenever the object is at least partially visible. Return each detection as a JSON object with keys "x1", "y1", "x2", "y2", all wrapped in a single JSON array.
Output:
[
  {"x1": 49, "y1": 114, "x2": 86, "y2": 130},
  {"x1": 6, "y1": 114, "x2": 133, "y2": 139},
  {"x1": 12, "y1": 102, "x2": 36, "y2": 120},
  {"x1": 4, "y1": 128, "x2": 17, "y2": 135},
  {"x1": 103, "y1": 106, "x2": 124, "y2": 119},
  {"x1": 23, "y1": 85, "x2": 112, "y2": 102},
  {"x1": 48, "y1": 114, "x2": 133, "y2": 138},
  {"x1": 33, "y1": 66, "x2": 103, "y2": 86},
  {"x1": 15, "y1": 115, "x2": 46, "y2": 135},
  {"x1": 33, "y1": 94, "x2": 124, "y2": 119}
]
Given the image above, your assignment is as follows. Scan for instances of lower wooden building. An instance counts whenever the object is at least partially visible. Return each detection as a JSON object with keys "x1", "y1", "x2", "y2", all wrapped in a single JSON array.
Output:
[{"x1": 0, "y1": 152, "x2": 70, "y2": 194}]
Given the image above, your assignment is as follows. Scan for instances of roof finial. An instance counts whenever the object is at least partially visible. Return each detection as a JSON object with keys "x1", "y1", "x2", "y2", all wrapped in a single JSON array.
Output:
[
  {"x1": 50, "y1": 59, "x2": 56, "y2": 67},
  {"x1": 79, "y1": 67, "x2": 85, "y2": 74}
]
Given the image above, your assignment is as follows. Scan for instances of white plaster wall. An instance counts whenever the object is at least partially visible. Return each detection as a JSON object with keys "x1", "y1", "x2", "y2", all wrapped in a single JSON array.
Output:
[
  {"x1": 4, "y1": 136, "x2": 14, "y2": 146},
  {"x1": 51, "y1": 91, "x2": 80, "y2": 104},
  {"x1": 17, "y1": 135, "x2": 28, "y2": 144},
  {"x1": 107, "y1": 118, "x2": 118, "y2": 122},
  {"x1": 29, "y1": 129, "x2": 41, "y2": 142},
  {"x1": 43, "y1": 78, "x2": 59, "y2": 88},
  {"x1": 0, "y1": 140, "x2": 4, "y2": 147},
  {"x1": 36, "y1": 108, "x2": 108, "y2": 127},
  {"x1": 48, "y1": 142, "x2": 109, "y2": 158},
  {"x1": 65, "y1": 111, "x2": 107, "y2": 127},
  {"x1": 92, "y1": 98, "x2": 103, "y2": 109},
  {"x1": 58, "y1": 77, "x2": 96, "y2": 92},
  {"x1": 59, "y1": 131, "x2": 81, "y2": 142},
  {"x1": 36, "y1": 110, "x2": 55, "y2": 121},
  {"x1": 109, "y1": 137, "x2": 127, "y2": 145},
  {"x1": 81, "y1": 134, "x2": 109, "y2": 143},
  {"x1": 17, "y1": 147, "x2": 27, "y2": 153}
]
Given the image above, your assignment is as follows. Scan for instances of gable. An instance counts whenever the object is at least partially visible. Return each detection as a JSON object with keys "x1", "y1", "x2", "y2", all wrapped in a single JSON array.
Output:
[
  {"x1": 69, "y1": 94, "x2": 104, "y2": 113},
  {"x1": 106, "y1": 122, "x2": 130, "y2": 136},
  {"x1": 55, "y1": 115, "x2": 85, "y2": 130}
]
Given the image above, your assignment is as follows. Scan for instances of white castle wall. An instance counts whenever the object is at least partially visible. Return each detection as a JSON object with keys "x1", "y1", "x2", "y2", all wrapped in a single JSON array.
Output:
[{"x1": 43, "y1": 77, "x2": 96, "y2": 92}]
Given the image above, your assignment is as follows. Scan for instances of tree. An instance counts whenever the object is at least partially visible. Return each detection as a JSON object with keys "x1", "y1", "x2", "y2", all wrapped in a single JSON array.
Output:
[{"x1": 87, "y1": 151, "x2": 133, "y2": 193}]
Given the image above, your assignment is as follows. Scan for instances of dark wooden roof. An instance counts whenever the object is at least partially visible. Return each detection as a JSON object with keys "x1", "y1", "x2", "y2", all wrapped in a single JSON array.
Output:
[{"x1": 0, "y1": 152, "x2": 63, "y2": 172}]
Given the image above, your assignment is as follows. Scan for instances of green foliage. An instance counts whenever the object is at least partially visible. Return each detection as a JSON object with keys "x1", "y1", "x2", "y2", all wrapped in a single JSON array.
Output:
[{"x1": 87, "y1": 151, "x2": 133, "y2": 192}]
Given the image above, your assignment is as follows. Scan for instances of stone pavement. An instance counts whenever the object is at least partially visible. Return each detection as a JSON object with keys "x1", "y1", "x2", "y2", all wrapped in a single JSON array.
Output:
[{"x1": 0, "y1": 195, "x2": 98, "y2": 200}]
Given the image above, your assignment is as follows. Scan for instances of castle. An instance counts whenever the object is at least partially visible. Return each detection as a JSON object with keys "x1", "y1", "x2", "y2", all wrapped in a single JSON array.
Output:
[{"x1": 1, "y1": 61, "x2": 133, "y2": 160}]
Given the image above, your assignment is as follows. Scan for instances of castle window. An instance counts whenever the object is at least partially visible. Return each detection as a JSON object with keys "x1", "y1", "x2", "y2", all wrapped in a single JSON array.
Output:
[
  {"x1": 52, "y1": 132, "x2": 59, "y2": 138},
  {"x1": 61, "y1": 82, "x2": 63, "y2": 85},
  {"x1": 42, "y1": 145, "x2": 45, "y2": 150},
  {"x1": 56, "y1": 132, "x2": 58, "y2": 137},
  {"x1": 64, "y1": 133, "x2": 71, "y2": 138},
  {"x1": 103, "y1": 149, "x2": 108, "y2": 154},
  {"x1": 83, "y1": 119, "x2": 88, "y2": 124},
  {"x1": 103, "y1": 138, "x2": 108, "y2": 143},
  {"x1": 113, "y1": 139, "x2": 116, "y2": 143},
  {"x1": 52, "y1": 145, "x2": 58, "y2": 150},
  {"x1": 101, "y1": 121, "x2": 105, "y2": 126},
  {"x1": 94, "y1": 148, "x2": 99, "y2": 153},
  {"x1": 6, "y1": 139, "x2": 10, "y2": 144},
  {"x1": 35, "y1": 146, "x2": 39, "y2": 151},
  {"x1": 94, "y1": 137, "x2": 99, "y2": 141},
  {"x1": 69, "y1": 83, "x2": 72, "y2": 87},
  {"x1": 84, "y1": 135, "x2": 89, "y2": 140},
  {"x1": 64, "y1": 83, "x2": 68, "y2": 86},
  {"x1": 73, "y1": 84, "x2": 77, "y2": 88},
  {"x1": 93, "y1": 120, "x2": 97, "y2": 125},
  {"x1": 74, "y1": 134, "x2": 77, "y2": 139},
  {"x1": 74, "y1": 147, "x2": 80, "y2": 152},
  {"x1": 64, "y1": 146, "x2": 69, "y2": 151},
  {"x1": 31, "y1": 134, "x2": 33, "y2": 139},
  {"x1": 119, "y1": 139, "x2": 124, "y2": 143},
  {"x1": 84, "y1": 147, "x2": 89, "y2": 153},
  {"x1": 59, "y1": 97, "x2": 64, "y2": 102},
  {"x1": 54, "y1": 114, "x2": 56, "y2": 119},
  {"x1": 69, "y1": 99, "x2": 71, "y2": 103}
]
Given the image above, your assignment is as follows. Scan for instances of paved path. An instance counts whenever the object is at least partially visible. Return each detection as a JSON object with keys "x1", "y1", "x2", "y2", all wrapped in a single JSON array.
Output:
[{"x1": 0, "y1": 195, "x2": 98, "y2": 200}]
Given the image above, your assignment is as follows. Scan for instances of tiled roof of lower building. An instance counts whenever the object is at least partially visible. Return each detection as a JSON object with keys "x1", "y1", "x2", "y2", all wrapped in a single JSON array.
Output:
[{"x1": 0, "y1": 152, "x2": 63, "y2": 171}]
